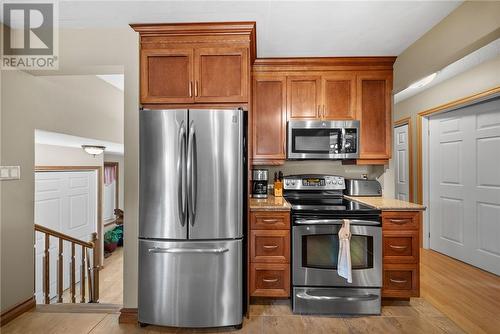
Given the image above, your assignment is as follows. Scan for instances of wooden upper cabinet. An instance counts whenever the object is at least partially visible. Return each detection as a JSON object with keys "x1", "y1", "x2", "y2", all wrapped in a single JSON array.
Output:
[
  {"x1": 356, "y1": 72, "x2": 392, "y2": 160},
  {"x1": 321, "y1": 72, "x2": 356, "y2": 120},
  {"x1": 252, "y1": 75, "x2": 287, "y2": 162},
  {"x1": 132, "y1": 22, "x2": 256, "y2": 105},
  {"x1": 194, "y1": 47, "x2": 249, "y2": 103},
  {"x1": 287, "y1": 76, "x2": 321, "y2": 119},
  {"x1": 140, "y1": 49, "x2": 194, "y2": 103}
]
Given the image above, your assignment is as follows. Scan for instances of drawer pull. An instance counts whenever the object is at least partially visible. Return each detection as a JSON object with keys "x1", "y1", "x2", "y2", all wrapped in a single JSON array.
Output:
[
  {"x1": 262, "y1": 219, "x2": 279, "y2": 223},
  {"x1": 389, "y1": 219, "x2": 410, "y2": 224},
  {"x1": 389, "y1": 278, "x2": 408, "y2": 284},
  {"x1": 389, "y1": 245, "x2": 408, "y2": 250},
  {"x1": 263, "y1": 245, "x2": 279, "y2": 250},
  {"x1": 262, "y1": 278, "x2": 279, "y2": 283}
]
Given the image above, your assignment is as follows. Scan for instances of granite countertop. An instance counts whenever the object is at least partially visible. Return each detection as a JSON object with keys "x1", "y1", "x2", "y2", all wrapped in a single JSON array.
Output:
[
  {"x1": 249, "y1": 195, "x2": 291, "y2": 211},
  {"x1": 345, "y1": 196, "x2": 426, "y2": 211}
]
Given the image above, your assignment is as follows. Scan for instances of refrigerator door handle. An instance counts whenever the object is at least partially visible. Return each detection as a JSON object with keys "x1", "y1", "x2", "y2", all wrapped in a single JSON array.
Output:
[
  {"x1": 187, "y1": 120, "x2": 197, "y2": 226},
  {"x1": 177, "y1": 122, "x2": 187, "y2": 226},
  {"x1": 148, "y1": 247, "x2": 229, "y2": 254}
]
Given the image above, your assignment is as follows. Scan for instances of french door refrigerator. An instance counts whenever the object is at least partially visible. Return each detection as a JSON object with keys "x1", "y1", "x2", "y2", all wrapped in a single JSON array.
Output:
[{"x1": 138, "y1": 108, "x2": 246, "y2": 328}]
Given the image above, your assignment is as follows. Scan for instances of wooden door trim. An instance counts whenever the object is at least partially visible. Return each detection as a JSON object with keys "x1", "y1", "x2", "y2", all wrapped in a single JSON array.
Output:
[
  {"x1": 35, "y1": 166, "x2": 104, "y2": 268},
  {"x1": 140, "y1": 48, "x2": 195, "y2": 104},
  {"x1": 416, "y1": 85, "x2": 500, "y2": 204},
  {"x1": 394, "y1": 117, "x2": 414, "y2": 203},
  {"x1": 194, "y1": 46, "x2": 249, "y2": 103}
]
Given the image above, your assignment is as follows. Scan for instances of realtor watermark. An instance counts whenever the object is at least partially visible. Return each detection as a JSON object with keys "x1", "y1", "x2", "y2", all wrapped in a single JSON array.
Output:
[{"x1": 1, "y1": 0, "x2": 58, "y2": 70}]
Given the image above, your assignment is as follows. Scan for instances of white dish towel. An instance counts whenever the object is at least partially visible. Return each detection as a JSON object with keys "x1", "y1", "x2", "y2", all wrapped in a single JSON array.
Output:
[{"x1": 337, "y1": 219, "x2": 352, "y2": 283}]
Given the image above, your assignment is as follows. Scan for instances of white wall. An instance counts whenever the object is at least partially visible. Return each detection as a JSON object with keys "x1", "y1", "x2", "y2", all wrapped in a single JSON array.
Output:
[
  {"x1": 35, "y1": 143, "x2": 104, "y2": 167},
  {"x1": 1, "y1": 34, "x2": 134, "y2": 312}
]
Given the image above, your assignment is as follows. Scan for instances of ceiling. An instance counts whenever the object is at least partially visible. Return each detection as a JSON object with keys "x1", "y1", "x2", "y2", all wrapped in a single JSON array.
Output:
[
  {"x1": 35, "y1": 129, "x2": 124, "y2": 155},
  {"x1": 56, "y1": 0, "x2": 462, "y2": 57}
]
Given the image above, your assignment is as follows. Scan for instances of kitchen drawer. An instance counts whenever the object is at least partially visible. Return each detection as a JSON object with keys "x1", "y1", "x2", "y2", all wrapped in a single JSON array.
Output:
[
  {"x1": 382, "y1": 211, "x2": 420, "y2": 230},
  {"x1": 250, "y1": 263, "x2": 290, "y2": 297},
  {"x1": 382, "y1": 264, "x2": 419, "y2": 298},
  {"x1": 250, "y1": 211, "x2": 290, "y2": 230},
  {"x1": 383, "y1": 230, "x2": 419, "y2": 264},
  {"x1": 250, "y1": 230, "x2": 290, "y2": 263}
]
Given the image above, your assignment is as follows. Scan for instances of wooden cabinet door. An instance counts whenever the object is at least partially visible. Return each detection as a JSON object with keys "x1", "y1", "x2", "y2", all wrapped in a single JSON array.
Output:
[
  {"x1": 356, "y1": 72, "x2": 392, "y2": 160},
  {"x1": 286, "y1": 76, "x2": 321, "y2": 119},
  {"x1": 252, "y1": 75, "x2": 287, "y2": 162},
  {"x1": 140, "y1": 48, "x2": 194, "y2": 103},
  {"x1": 322, "y1": 72, "x2": 356, "y2": 119},
  {"x1": 194, "y1": 47, "x2": 249, "y2": 103}
]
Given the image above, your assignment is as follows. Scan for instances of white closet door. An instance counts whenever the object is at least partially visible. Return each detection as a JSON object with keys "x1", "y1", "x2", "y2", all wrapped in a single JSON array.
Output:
[
  {"x1": 429, "y1": 98, "x2": 500, "y2": 275},
  {"x1": 394, "y1": 124, "x2": 410, "y2": 201},
  {"x1": 34, "y1": 171, "x2": 97, "y2": 303}
]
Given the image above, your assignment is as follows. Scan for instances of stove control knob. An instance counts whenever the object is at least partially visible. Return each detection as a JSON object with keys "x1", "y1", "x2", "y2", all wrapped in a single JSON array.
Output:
[
  {"x1": 291, "y1": 180, "x2": 296, "y2": 186},
  {"x1": 285, "y1": 180, "x2": 290, "y2": 187},
  {"x1": 338, "y1": 179, "x2": 344, "y2": 185},
  {"x1": 326, "y1": 180, "x2": 331, "y2": 185},
  {"x1": 332, "y1": 179, "x2": 337, "y2": 185}
]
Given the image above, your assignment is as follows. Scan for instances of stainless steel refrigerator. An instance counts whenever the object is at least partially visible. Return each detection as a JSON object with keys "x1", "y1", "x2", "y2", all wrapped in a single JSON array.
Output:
[{"x1": 138, "y1": 108, "x2": 246, "y2": 328}]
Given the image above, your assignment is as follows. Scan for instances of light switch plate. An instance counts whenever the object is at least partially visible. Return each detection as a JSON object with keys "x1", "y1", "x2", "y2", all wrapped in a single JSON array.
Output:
[{"x1": 0, "y1": 166, "x2": 21, "y2": 180}]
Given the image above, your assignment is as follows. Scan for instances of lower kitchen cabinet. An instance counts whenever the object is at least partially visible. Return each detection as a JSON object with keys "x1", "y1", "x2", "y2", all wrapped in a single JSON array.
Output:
[
  {"x1": 250, "y1": 263, "x2": 290, "y2": 297},
  {"x1": 382, "y1": 210, "x2": 421, "y2": 298},
  {"x1": 249, "y1": 210, "x2": 291, "y2": 298}
]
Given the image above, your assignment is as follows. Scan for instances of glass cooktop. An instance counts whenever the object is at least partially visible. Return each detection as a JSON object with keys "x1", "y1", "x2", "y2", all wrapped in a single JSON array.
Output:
[{"x1": 284, "y1": 197, "x2": 380, "y2": 215}]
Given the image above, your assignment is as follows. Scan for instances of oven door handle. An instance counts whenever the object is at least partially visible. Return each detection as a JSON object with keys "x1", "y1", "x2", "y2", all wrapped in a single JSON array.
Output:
[
  {"x1": 294, "y1": 219, "x2": 380, "y2": 226},
  {"x1": 296, "y1": 291, "x2": 379, "y2": 302}
]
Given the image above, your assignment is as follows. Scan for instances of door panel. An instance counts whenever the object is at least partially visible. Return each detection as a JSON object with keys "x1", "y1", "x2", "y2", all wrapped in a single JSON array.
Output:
[
  {"x1": 140, "y1": 109, "x2": 187, "y2": 239},
  {"x1": 188, "y1": 109, "x2": 243, "y2": 239},
  {"x1": 252, "y1": 75, "x2": 287, "y2": 161},
  {"x1": 356, "y1": 73, "x2": 392, "y2": 159},
  {"x1": 322, "y1": 73, "x2": 356, "y2": 119},
  {"x1": 194, "y1": 47, "x2": 248, "y2": 103},
  {"x1": 138, "y1": 239, "x2": 242, "y2": 327},
  {"x1": 287, "y1": 76, "x2": 321, "y2": 119},
  {"x1": 394, "y1": 124, "x2": 410, "y2": 201},
  {"x1": 430, "y1": 97, "x2": 500, "y2": 275},
  {"x1": 140, "y1": 49, "x2": 194, "y2": 103}
]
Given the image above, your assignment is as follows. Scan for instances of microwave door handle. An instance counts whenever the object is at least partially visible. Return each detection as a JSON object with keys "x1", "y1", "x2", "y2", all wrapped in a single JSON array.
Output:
[{"x1": 341, "y1": 127, "x2": 346, "y2": 153}]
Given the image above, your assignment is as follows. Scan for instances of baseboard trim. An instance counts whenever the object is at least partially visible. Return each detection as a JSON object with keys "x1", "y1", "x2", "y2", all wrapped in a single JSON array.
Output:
[
  {"x1": 1, "y1": 297, "x2": 36, "y2": 326},
  {"x1": 119, "y1": 307, "x2": 137, "y2": 324}
]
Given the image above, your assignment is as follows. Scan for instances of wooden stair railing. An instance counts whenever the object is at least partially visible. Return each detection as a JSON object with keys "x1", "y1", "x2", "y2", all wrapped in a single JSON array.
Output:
[{"x1": 34, "y1": 224, "x2": 100, "y2": 304}]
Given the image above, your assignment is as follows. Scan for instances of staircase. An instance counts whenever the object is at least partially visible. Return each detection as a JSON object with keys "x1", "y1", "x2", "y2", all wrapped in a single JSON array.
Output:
[{"x1": 35, "y1": 224, "x2": 100, "y2": 304}]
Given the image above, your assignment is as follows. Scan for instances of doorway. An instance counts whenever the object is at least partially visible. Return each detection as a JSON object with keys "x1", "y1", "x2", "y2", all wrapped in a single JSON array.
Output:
[
  {"x1": 394, "y1": 118, "x2": 413, "y2": 202},
  {"x1": 422, "y1": 96, "x2": 500, "y2": 275}
]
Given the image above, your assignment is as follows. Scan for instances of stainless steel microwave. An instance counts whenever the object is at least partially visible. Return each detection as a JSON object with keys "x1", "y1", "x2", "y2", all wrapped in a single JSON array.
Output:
[{"x1": 287, "y1": 120, "x2": 360, "y2": 159}]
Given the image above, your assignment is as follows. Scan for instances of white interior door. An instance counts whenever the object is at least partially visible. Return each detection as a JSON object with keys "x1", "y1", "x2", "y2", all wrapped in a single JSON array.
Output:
[
  {"x1": 394, "y1": 124, "x2": 410, "y2": 201},
  {"x1": 34, "y1": 171, "x2": 97, "y2": 303},
  {"x1": 429, "y1": 98, "x2": 500, "y2": 275}
]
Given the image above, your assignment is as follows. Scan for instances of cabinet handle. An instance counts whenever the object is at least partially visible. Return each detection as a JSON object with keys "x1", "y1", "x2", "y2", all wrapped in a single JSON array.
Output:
[
  {"x1": 318, "y1": 105, "x2": 321, "y2": 118},
  {"x1": 389, "y1": 245, "x2": 408, "y2": 250},
  {"x1": 263, "y1": 278, "x2": 279, "y2": 283},
  {"x1": 194, "y1": 81, "x2": 198, "y2": 97},
  {"x1": 263, "y1": 245, "x2": 279, "y2": 250},
  {"x1": 323, "y1": 105, "x2": 326, "y2": 118},
  {"x1": 262, "y1": 219, "x2": 279, "y2": 223},
  {"x1": 389, "y1": 219, "x2": 410, "y2": 224},
  {"x1": 389, "y1": 278, "x2": 408, "y2": 284},
  {"x1": 189, "y1": 82, "x2": 192, "y2": 97}
]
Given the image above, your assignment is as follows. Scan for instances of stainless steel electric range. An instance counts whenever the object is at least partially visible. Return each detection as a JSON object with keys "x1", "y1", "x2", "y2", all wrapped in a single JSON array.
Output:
[{"x1": 284, "y1": 174, "x2": 382, "y2": 315}]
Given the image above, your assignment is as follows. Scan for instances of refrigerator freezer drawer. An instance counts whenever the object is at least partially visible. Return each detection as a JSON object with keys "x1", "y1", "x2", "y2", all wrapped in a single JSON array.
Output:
[{"x1": 138, "y1": 239, "x2": 243, "y2": 328}]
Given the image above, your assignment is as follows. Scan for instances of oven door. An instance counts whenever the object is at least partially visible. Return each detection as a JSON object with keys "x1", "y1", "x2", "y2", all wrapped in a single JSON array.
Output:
[{"x1": 293, "y1": 223, "x2": 381, "y2": 287}]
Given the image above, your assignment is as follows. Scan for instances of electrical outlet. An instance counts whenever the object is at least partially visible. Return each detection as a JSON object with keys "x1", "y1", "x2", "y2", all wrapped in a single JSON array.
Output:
[{"x1": 0, "y1": 166, "x2": 21, "y2": 180}]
